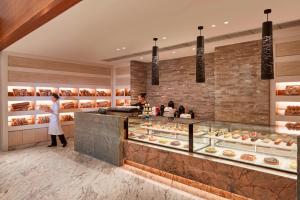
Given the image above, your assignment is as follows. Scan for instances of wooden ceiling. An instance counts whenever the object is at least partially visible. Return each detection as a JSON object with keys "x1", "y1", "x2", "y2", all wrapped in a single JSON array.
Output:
[{"x1": 0, "y1": 0, "x2": 80, "y2": 50}]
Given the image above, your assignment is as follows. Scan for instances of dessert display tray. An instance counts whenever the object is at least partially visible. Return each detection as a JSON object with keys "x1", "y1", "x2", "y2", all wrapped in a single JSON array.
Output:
[
  {"x1": 140, "y1": 125, "x2": 207, "y2": 136},
  {"x1": 203, "y1": 134, "x2": 297, "y2": 151},
  {"x1": 196, "y1": 146, "x2": 297, "y2": 174}
]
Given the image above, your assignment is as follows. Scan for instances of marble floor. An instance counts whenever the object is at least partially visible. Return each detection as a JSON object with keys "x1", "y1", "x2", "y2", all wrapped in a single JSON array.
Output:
[{"x1": 0, "y1": 141, "x2": 217, "y2": 200}]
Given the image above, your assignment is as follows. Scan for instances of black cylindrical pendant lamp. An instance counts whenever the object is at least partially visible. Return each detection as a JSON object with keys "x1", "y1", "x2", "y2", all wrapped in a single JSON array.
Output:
[
  {"x1": 196, "y1": 26, "x2": 205, "y2": 83},
  {"x1": 152, "y1": 38, "x2": 159, "y2": 85},
  {"x1": 261, "y1": 9, "x2": 274, "y2": 80}
]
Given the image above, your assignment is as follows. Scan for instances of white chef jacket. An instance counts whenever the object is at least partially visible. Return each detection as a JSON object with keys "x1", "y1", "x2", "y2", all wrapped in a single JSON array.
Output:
[{"x1": 48, "y1": 102, "x2": 64, "y2": 135}]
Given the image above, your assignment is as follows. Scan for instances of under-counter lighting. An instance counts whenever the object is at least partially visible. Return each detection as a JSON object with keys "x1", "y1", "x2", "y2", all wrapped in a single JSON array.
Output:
[
  {"x1": 162, "y1": 36, "x2": 167, "y2": 40},
  {"x1": 116, "y1": 48, "x2": 121, "y2": 51},
  {"x1": 211, "y1": 24, "x2": 216, "y2": 28},
  {"x1": 122, "y1": 47, "x2": 126, "y2": 50},
  {"x1": 140, "y1": 57, "x2": 144, "y2": 60},
  {"x1": 172, "y1": 51, "x2": 176, "y2": 54},
  {"x1": 192, "y1": 47, "x2": 195, "y2": 51},
  {"x1": 224, "y1": 21, "x2": 229, "y2": 24}
]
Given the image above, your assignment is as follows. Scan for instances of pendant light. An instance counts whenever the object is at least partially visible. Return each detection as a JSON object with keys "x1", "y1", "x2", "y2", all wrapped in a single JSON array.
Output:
[
  {"x1": 196, "y1": 26, "x2": 205, "y2": 83},
  {"x1": 152, "y1": 38, "x2": 159, "y2": 85},
  {"x1": 261, "y1": 9, "x2": 274, "y2": 80}
]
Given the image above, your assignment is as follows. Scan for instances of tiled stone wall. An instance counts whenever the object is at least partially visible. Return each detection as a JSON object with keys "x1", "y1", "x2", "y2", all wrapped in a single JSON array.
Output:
[
  {"x1": 130, "y1": 40, "x2": 270, "y2": 124},
  {"x1": 146, "y1": 53, "x2": 215, "y2": 121},
  {"x1": 130, "y1": 61, "x2": 147, "y2": 103},
  {"x1": 214, "y1": 40, "x2": 270, "y2": 125}
]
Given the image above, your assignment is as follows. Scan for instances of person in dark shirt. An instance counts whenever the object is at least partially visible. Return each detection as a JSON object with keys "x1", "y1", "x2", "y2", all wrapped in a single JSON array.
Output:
[{"x1": 132, "y1": 93, "x2": 147, "y2": 110}]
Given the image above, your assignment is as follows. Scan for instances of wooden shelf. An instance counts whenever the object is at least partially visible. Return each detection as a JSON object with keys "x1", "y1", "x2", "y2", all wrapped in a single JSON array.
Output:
[{"x1": 8, "y1": 121, "x2": 75, "y2": 131}]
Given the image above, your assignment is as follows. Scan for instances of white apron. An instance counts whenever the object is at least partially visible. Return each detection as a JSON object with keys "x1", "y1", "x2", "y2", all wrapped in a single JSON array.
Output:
[{"x1": 48, "y1": 102, "x2": 64, "y2": 135}]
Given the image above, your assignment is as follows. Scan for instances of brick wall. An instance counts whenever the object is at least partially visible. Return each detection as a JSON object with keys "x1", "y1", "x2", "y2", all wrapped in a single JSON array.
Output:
[
  {"x1": 214, "y1": 40, "x2": 270, "y2": 125},
  {"x1": 130, "y1": 61, "x2": 147, "y2": 103},
  {"x1": 130, "y1": 40, "x2": 270, "y2": 125}
]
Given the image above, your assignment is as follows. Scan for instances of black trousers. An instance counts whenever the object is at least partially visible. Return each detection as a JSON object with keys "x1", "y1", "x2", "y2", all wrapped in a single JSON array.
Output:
[{"x1": 50, "y1": 134, "x2": 67, "y2": 146}]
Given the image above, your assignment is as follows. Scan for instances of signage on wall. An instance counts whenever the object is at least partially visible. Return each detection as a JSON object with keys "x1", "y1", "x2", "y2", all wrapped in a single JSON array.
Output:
[{"x1": 152, "y1": 38, "x2": 159, "y2": 85}]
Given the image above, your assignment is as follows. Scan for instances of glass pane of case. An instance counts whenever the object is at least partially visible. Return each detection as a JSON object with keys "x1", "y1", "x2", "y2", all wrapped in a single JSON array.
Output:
[
  {"x1": 195, "y1": 121, "x2": 297, "y2": 174},
  {"x1": 128, "y1": 117, "x2": 192, "y2": 151}
]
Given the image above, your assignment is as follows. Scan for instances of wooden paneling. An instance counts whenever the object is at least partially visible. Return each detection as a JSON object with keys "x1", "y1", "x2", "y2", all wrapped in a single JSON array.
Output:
[
  {"x1": 8, "y1": 71, "x2": 111, "y2": 86},
  {"x1": 8, "y1": 131, "x2": 23, "y2": 146},
  {"x1": 35, "y1": 128, "x2": 48, "y2": 142},
  {"x1": 8, "y1": 56, "x2": 111, "y2": 76},
  {"x1": 0, "y1": 0, "x2": 81, "y2": 50},
  {"x1": 62, "y1": 125, "x2": 74, "y2": 138},
  {"x1": 23, "y1": 129, "x2": 36, "y2": 144},
  {"x1": 116, "y1": 77, "x2": 130, "y2": 86},
  {"x1": 276, "y1": 61, "x2": 300, "y2": 76},
  {"x1": 276, "y1": 40, "x2": 300, "y2": 57}
]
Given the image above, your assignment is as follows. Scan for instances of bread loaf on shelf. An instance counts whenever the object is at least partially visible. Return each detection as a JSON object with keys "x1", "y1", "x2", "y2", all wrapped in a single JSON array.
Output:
[{"x1": 11, "y1": 102, "x2": 31, "y2": 111}]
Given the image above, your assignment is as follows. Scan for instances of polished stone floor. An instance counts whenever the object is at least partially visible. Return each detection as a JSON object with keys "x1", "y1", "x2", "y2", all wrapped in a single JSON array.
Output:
[{"x1": 0, "y1": 141, "x2": 210, "y2": 200}]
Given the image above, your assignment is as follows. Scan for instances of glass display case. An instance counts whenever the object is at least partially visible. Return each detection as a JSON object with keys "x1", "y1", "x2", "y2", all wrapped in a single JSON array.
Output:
[{"x1": 127, "y1": 117, "x2": 298, "y2": 174}]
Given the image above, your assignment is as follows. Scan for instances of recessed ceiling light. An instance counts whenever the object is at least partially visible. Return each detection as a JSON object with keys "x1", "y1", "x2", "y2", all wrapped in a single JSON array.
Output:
[
  {"x1": 192, "y1": 47, "x2": 196, "y2": 50},
  {"x1": 224, "y1": 21, "x2": 229, "y2": 24},
  {"x1": 122, "y1": 47, "x2": 126, "y2": 50},
  {"x1": 116, "y1": 48, "x2": 121, "y2": 51},
  {"x1": 140, "y1": 57, "x2": 144, "y2": 60},
  {"x1": 172, "y1": 51, "x2": 176, "y2": 54},
  {"x1": 211, "y1": 24, "x2": 216, "y2": 28},
  {"x1": 162, "y1": 36, "x2": 167, "y2": 40}
]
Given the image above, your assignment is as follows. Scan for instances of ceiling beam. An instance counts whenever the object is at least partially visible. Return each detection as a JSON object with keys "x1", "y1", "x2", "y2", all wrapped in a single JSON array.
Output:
[
  {"x1": 103, "y1": 19, "x2": 300, "y2": 62},
  {"x1": 0, "y1": 0, "x2": 81, "y2": 50}
]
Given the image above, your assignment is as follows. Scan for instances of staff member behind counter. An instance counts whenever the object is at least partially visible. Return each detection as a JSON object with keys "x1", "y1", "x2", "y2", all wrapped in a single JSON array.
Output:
[{"x1": 131, "y1": 93, "x2": 147, "y2": 110}]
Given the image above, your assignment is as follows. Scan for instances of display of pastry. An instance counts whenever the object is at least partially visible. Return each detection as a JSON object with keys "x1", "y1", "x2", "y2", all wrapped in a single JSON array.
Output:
[
  {"x1": 270, "y1": 134, "x2": 278, "y2": 141},
  {"x1": 274, "y1": 138, "x2": 282, "y2": 145},
  {"x1": 10, "y1": 102, "x2": 32, "y2": 111},
  {"x1": 242, "y1": 134, "x2": 249, "y2": 140},
  {"x1": 286, "y1": 140, "x2": 294, "y2": 146},
  {"x1": 128, "y1": 132, "x2": 135, "y2": 137},
  {"x1": 262, "y1": 138, "x2": 271, "y2": 143},
  {"x1": 170, "y1": 141, "x2": 181, "y2": 146},
  {"x1": 11, "y1": 118, "x2": 31, "y2": 126},
  {"x1": 249, "y1": 132, "x2": 257, "y2": 138},
  {"x1": 96, "y1": 101, "x2": 111, "y2": 108},
  {"x1": 264, "y1": 157, "x2": 279, "y2": 165},
  {"x1": 116, "y1": 89, "x2": 125, "y2": 96},
  {"x1": 79, "y1": 89, "x2": 94, "y2": 96},
  {"x1": 223, "y1": 150, "x2": 236, "y2": 157},
  {"x1": 61, "y1": 115, "x2": 74, "y2": 122},
  {"x1": 36, "y1": 89, "x2": 53, "y2": 96},
  {"x1": 96, "y1": 90, "x2": 111, "y2": 96},
  {"x1": 232, "y1": 134, "x2": 240, "y2": 139},
  {"x1": 158, "y1": 139, "x2": 168, "y2": 144},
  {"x1": 137, "y1": 135, "x2": 147, "y2": 140},
  {"x1": 251, "y1": 137, "x2": 258, "y2": 142},
  {"x1": 61, "y1": 102, "x2": 77, "y2": 109},
  {"x1": 240, "y1": 154, "x2": 256, "y2": 161},
  {"x1": 60, "y1": 89, "x2": 76, "y2": 96},
  {"x1": 289, "y1": 160, "x2": 297, "y2": 170},
  {"x1": 224, "y1": 133, "x2": 232, "y2": 138},
  {"x1": 149, "y1": 136, "x2": 157, "y2": 142},
  {"x1": 37, "y1": 116, "x2": 50, "y2": 124},
  {"x1": 285, "y1": 106, "x2": 300, "y2": 116},
  {"x1": 205, "y1": 146, "x2": 217, "y2": 154},
  {"x1": 79, "y1": 102, "x2": 94, "y2": 108},
  {"x1": 125, "y1": 88, "x2": 131, "y2": 96},
  {"x1": 285, "y1": 122, "x2": 300, "y2": 130},
  {"x1": 11, "y1": 89, "x2": 34, "y2": 96}
]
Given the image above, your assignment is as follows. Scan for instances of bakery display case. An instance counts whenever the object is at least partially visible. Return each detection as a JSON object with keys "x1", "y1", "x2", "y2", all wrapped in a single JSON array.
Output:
[
  {"x1": 59, "y1": 87, "x2": 78, "y2": 96},
  {"x1": 276, "y1": 82, "x2": 300, "y2": 96},
  {"x1": 125, "y1": 88, "x2": 131, "y2": 96},
  {"x1": 36, "y1": 100, "x2": 52, "y2": 111},
  {"x1": 127, "y1": 117, "x2": 206, "y2": 151},
  {"x1": 194, "y1": 122, "x2": 298, "y2": 174},
  {"x1": 36, "y1": 114, "x2": 50, "y2": 124},
  {"x1": 8, "y1": 115, "x2": 35, "y2": 127},
  {"x1": 60, "y1": 100, "x2": 78, "y2": 110},
  {"x1": 78, "y1": 100, "x2": 95, "y2": 108},
  {"x1": 36, "y1": 87, "x2": 58, "y2": 96},
  {"x1": 8, "y1": 86, "x2": 34, "y2": 96},
  {"x1": 116, "y1": 88, "x2": 125, "y2": 96},
  {"x1": 60, "y1": 112, "x2": 74, "y2": 122},
  {"x1": 79, "y1": 88, "x2": 95, "y2": 96},
  {"x1": 96, "y1": 100, "x2": 111, "y2": 108},
  {"x1": 96, "y1": 89, "x2": 111, "y2": 96},
  {"x1": 8, "y1": 101, "x2": 34, "y2": 112}
]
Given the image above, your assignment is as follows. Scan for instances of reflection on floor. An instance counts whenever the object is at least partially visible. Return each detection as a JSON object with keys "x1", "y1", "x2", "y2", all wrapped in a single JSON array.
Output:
[{"x1": 0, "y1": 140, "x2": 211, "y2": 200}]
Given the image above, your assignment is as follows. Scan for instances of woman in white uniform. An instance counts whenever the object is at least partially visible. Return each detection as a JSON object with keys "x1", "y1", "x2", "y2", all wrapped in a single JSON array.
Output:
[{"x1": 43, "y1": 93, "x2": 67, "y2": 147}]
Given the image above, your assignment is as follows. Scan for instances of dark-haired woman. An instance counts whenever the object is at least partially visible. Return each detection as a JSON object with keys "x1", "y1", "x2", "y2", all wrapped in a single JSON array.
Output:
[
  {"x1": 132, "y1": 93, "x2": 147, "y2": 111},
  {"x1": 43, "y1": 93, "x2": 67, "y2": 147}
]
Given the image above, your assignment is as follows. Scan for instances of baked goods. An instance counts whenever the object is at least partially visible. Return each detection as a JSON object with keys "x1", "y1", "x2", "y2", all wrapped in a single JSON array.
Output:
[
  {"x1": 37, "y1": 116, "x2": 50, "y2": 124},
  {"x1": 183, "y1": 144, "x2": 189, "y2": 149},
  {"x1": 264, "y1": 157, "x2": 279, "y2": 165},
  {"x1": 60, "y1": 89, "x2": 76, "y2": 96},
  {"x1": 116, "y1": 89, "x2": 125, "y2": 96},
  {"x1": 274, "y1": 138, "x2": 282, "y2": 145},
  {"x1": 11, "y1": 118, "x2": 30, "y2": 126},
  {"x1": 61, "y1": 102, "x2": 77, "y2": 109},
  {"x1": 286, "y1": 140, "x2": 294, "y2": 146},
  {"x1": 205, "y1": 146, "x2": 217, "y2": 153},
  {"x1": 149, "y1": 136, "x2": 157, "y2": 142},
  {"x1": 61, "y1": 115, "x2": 74, "y2": 122},
  {"x1": 10, "y1": 89, "x2": 34, "y2": 96},
  {"x1": 79, "y1": 89, "x2": 93, "y2": 96},
  {"x1": 223, "y1": 150, "x2": 235, "y2": 157},
  {"x1": 262, "y1": 138, "x2": 271, "y2": 143},
  {"x1": 289, "y1": 160, "x2": 297, "y2": 170},
  {"x1": 96, "y1": 101, "x2": 111, "y2": 108},
  {"x1": 128, "y1": 132, "x2": 135, "y2": 137},
  {"x1": 285, "y1": 106, "x2": 300, "y2": 116},
  {"x1": 96, "y1": 90, "x2": 111, "y2": 96},
  {"x1": 284, "y1": 85, "x2": 300, "y2": 95},
  {"x1": 270, "y1": 134, "x2": 278, "y2": 141},
  {"x1": 125, "y1": 88, "x2": 131, "y2": 96},
  {"x1": 170, "y1": 141, "x2": 181, "y2": 146},
  {"x1": 251, "y1": 137, "x2": 258, "y2": 142},
  {"x1": 285, "y1": 122, "x2": 300, "y2": 130},
  {"x1": 10, "y1": 102, "x2": 31, "y2": 111},
  {"x1": 224, "y1": 133, "x2": 232, "y2": 138},
  {"x1": 242, "y1": 135, "x2": 249, "y2": 140},
  {"x1": 232, "y1": 134, "x2": 241, "y2": 139},
  {"x1": 79, "y1": 102, "x2": 94, "y2": 108},
  {"x1": 240, "y1": 154, "x2": 256, "y2": 161},
  {"x1": 137, "y1": 135, "x2": 147, "y2": 140},
  {"x1": 158, "y1": 139, "x2": 168, "y2": 144},
  {"x1": 36, "y1": 89, "x2": 52, "y2": 96}
]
